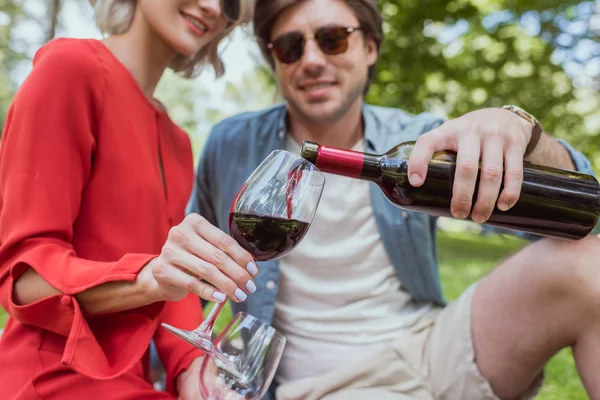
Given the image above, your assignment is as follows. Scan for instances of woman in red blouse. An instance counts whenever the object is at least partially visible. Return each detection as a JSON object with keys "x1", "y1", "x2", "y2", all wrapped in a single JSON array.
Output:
[{"x1": 0, "y1": 0, "x2": 259, "y2": 399}]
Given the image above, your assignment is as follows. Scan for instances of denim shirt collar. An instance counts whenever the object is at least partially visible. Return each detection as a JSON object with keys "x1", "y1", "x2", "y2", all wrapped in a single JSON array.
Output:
[
  {"x1": 274, "y1": 102, "x2": 381, "y2": 153},
  {"x1": 362, "y1": 103, "x2": 382, "y2": 153}
]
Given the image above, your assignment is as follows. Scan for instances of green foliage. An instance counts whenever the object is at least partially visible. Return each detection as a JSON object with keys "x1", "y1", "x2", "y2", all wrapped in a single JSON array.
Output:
[
  {"x1": 0, "y1": 0, "x2": 27, "y2": 131},
  {"x1": 367, "y1": 0, "x2": 600, "y2": 169},
  {"x1": 155, "y1": 70, "x2": 199, "y2": 135},
  {"x1": 204, "y1": 66, "x2": 279, "y2": 123}
]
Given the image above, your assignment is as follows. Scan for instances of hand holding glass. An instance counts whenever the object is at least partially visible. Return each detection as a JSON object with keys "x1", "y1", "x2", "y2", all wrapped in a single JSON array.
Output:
[{"x1": 161, "y1": 150, "x2": 324, "y2": 362}]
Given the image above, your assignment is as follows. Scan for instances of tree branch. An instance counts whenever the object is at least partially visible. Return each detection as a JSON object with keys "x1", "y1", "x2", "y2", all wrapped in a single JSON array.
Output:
[{"x1": 46, "y1": 0, "x2": 61, "y2": 43}]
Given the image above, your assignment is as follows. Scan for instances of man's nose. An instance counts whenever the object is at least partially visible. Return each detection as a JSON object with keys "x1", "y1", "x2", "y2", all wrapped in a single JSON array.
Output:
[{"x1": 300, "y1": 38, "x2": 327, "y2": 70}]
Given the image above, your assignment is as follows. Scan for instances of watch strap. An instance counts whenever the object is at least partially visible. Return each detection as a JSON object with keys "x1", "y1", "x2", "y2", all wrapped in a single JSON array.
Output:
[{"x1": 502, "y1": 105, "x2": 542, "y2": 157}]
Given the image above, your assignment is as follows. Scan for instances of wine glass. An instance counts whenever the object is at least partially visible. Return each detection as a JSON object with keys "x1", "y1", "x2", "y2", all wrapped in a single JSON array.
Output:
[
  {"x1": 228, "y1": 150, "x2": 325, "y2": 262},
  {"x1": 199, "y1": 312, "x2": 287, "y2": 400},
  {"x1": 162, "y1": 150, "x2": 324, "y2": 363}
]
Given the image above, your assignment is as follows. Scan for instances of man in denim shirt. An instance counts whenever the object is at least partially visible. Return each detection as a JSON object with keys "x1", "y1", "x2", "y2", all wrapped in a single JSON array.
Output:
[{"x1": 188, "y1": 0, "x2": 600, "y2": 398}]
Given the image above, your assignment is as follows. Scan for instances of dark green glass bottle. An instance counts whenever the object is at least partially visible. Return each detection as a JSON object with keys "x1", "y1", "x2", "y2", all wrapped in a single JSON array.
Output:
[{"x1": 300, "y1": 141, "x2": 600, "y2": 240}]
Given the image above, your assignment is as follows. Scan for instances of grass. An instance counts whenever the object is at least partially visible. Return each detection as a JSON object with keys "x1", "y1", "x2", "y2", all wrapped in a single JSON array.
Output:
[{"x1": 0, "y1": 230, "x2": 587, "y2": 398}]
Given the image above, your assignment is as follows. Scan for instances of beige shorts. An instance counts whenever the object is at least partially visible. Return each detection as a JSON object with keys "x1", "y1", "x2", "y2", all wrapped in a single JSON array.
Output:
[{"x1": 275, "y1": 283, "x2": 543, "y2": 400}]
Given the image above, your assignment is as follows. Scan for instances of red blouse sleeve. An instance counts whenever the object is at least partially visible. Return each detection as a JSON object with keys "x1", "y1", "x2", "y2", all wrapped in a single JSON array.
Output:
[{"x1": 0, "y1": 40, "x2": 164, "y2": 379}]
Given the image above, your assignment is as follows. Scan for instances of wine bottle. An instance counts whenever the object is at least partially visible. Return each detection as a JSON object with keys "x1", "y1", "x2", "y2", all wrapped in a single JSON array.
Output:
[{"x1": 300, "y1": 141, "x2": 600, "y2": 240}]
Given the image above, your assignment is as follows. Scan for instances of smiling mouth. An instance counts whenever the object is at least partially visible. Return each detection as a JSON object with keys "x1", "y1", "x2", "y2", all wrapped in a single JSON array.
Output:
[
  {"x1": 302, "y1": 82, "x2": 335, "y2": 91},
  {"x1": 181, "y1": 13, "x2": 208, "y2": 34}
]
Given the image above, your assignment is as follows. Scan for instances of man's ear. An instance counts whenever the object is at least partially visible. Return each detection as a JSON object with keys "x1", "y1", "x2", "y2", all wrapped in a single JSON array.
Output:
[{"x1": 365, "y1": 36, "x2": 378, "y2": 67}]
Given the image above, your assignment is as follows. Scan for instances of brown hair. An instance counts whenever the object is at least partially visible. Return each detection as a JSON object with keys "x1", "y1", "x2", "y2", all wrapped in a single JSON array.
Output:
[{"x1": 254, "y1": 0, "x2": 383, "y2": 92}]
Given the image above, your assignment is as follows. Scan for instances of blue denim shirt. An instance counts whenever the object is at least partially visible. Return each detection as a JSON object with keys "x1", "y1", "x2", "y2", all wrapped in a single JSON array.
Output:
[{"x1": 188, "y1": 103, "x2": 596, "y2": 323}]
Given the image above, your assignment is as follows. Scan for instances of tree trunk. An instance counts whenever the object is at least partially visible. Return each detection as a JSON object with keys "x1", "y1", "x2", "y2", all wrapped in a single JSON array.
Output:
[{"x1": 46, "y1": 0, "x2": 61, "y2": 42}]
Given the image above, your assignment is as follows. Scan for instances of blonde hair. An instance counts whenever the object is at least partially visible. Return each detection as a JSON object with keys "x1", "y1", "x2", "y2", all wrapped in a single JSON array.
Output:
[{"x1": 93, "y1": 0, "x2": 254, "y2": 78}]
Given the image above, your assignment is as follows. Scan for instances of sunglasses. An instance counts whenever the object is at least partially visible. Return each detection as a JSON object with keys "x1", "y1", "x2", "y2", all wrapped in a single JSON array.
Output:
[
  {"x1": 267, "y1": 26, "x2": 362, "y2": 64},
  {"x1": 222, "y1": 0, "x2": 240, "y2": 23}
]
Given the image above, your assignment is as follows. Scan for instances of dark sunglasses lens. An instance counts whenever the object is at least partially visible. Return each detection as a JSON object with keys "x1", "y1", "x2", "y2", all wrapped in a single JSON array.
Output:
[
  {"x1": 273, "y1": 34, "x2": 304, "y2": 64},
  {"x1": 317, "y1": 27, "x2": 350, "y2": 54},
  {"x1": 222, "y1": 0, "x2": 240, "y2": 21}
]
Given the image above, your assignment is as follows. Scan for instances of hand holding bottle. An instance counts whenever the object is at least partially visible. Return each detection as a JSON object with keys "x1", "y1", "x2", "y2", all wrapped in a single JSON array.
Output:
[
  {"x1": 407, "y1": 107, "x2": 534, "y2": 223},
  {"x1": 140, "y1": 214, "x2": 259, "y2": 304}
]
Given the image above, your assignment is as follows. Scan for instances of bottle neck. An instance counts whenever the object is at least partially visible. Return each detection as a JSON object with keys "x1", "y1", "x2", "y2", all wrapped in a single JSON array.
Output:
[{"x1": 312, "y1": 144, "x2": 380, "y2": 182}]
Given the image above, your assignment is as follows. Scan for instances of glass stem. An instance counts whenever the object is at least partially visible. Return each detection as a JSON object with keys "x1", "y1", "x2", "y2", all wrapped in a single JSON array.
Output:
[{"x1": 193, "y1": 300, "x2": 227, "y2": 337}]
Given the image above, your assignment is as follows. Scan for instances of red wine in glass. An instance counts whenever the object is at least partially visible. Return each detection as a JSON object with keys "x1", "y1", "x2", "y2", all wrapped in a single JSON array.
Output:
[{"x1": 229, "y1": 213, "x2": 310, "y2": 261}]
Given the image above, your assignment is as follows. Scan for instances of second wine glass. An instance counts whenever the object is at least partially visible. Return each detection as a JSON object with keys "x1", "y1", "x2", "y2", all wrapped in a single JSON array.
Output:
[
  {"x1": 199, "y1": 312, "x2": 287, "y2": 400},
  {"x1": 162, "y1": 150, "x2": 325, "y2": 362}
]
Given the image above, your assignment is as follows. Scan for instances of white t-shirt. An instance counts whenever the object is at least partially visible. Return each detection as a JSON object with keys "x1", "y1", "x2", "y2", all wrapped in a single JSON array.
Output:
[{"x1": 272, "y1": 136, "x2": 432, "y2": 384}]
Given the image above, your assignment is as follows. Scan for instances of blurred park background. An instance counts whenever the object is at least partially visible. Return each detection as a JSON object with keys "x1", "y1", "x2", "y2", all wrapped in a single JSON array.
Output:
[{"x1": 1, "y1": 0, "x2": 599, "y2": 398}]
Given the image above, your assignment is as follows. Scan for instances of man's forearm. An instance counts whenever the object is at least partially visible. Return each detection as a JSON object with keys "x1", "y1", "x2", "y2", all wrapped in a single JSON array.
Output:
[
  {"x1": 13, "y1": 266, "x2": 159, "y2": 316},
  {"x1": 524, "y1": 132, "x2": 575, "y2": 171}
]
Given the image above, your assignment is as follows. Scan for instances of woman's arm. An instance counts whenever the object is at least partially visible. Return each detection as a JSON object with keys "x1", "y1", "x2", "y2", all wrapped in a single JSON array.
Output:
[
  {"x1": 0, "y1": 40, "x2": 167, "y2": 379},
  {"x1": 13, "y1": 265, "x2": 159, "y2": 316},
  {"x1": 0, "y1": 40, "x2": 161, "y2": 324}
]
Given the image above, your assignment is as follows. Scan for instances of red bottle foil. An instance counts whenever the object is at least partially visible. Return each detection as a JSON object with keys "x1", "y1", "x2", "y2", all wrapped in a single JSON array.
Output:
[{"x1": 316, "y1": 146, "x2": 364, "y2": 178}]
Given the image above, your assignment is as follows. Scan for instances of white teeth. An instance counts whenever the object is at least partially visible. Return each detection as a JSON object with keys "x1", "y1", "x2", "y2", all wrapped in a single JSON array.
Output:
[
  {"x1": 183, "y1": 15, "x2": 207, "y2": 33},
  {"x1": 305, "y1": 83, "x2": 332, "y2": 90}
]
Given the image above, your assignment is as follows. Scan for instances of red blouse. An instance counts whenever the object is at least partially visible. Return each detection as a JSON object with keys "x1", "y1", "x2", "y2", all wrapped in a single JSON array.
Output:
[{"x1": 0, "y1": 38, "x2": 204, "y2": 398}]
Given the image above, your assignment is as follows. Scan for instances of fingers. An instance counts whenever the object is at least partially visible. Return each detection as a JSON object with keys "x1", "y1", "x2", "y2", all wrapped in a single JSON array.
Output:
[
  {"x1": 407, "y1": 126, "x2": 453, "y2": 187},
  {"x1": 152, "y1": 259, "x2": 225, "y2": 303},
  {"x1": 189, "y1": 214, "x2": 258, "y2": 276},
  {"x1": 182, "y1": 232, "x2": 256, "y2": 302},
  {"x1": 497, "y1": 144, "x2": 524, "y2": 211},
  {"x1": 164, "y1": 214, "x2": 258, "y2": 303},
  {"x1": 471, "y1": 135, "x2": 504, "y2": 222},
  {"x1": 450, "y1": 133, "x2": 480, "y2": 220},
  {"x1": 409, "y1": 109, "x2": 528, "y2": 222},
  {"x1": 163, "y1": 240, "x2": 251, "y2": 302}
]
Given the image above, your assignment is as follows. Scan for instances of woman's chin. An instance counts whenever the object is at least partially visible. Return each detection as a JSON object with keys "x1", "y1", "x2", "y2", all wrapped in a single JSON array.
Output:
[
  {"x1": 167, "y1": 37, "x2": 207, "y2": 58},
  {"x1": 174, "y1": 44, "x2": 201, "y2": 58}
]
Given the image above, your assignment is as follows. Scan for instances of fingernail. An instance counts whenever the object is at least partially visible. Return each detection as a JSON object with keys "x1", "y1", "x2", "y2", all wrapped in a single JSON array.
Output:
[
  {"x1": 498, "y1": 202, "x2": 509, "y2": 211},
  {"x1": 472, "y1": 213, "x2": 484, "y2": 223},
  {"x1": 247, "y1": 262, "x2": 258, "y2": 275},
  {"x1": 410, "y1": 174, "x2": 422, "y2": 185},
  {"x1": 235, "y1": 288, "x2": 248, "y2": 302},
  {"x1": 246, "y1": 280, "x2": 257, "y2": 294},
  {"x1": 454, "y1": 211, "x2": 468, "y2": 220},
  {"x1": 213, "y1": 292, "x2": 226, "y2": 302}
]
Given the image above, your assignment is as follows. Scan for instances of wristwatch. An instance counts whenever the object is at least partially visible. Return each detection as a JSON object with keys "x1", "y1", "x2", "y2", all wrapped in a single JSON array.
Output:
[{"x1": 502, "y1": 105, "x2": 543, "y2": 157}]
